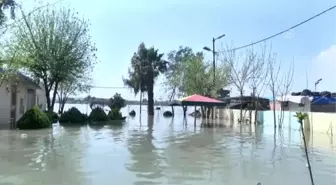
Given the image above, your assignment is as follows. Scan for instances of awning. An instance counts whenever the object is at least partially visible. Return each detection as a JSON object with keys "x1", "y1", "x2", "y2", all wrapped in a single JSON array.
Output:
[{"x1": 171, "y1": 94, "x2": 227, "y2": 106}]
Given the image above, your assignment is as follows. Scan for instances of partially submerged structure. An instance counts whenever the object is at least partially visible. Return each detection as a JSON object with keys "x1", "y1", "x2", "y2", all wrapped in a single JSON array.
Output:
[
  {"x1": 170, "y1": 94, "x2": 227, "y2": 125},
  {"x1": 0, "y1": 69, "x2": 46, "y2": 129}
]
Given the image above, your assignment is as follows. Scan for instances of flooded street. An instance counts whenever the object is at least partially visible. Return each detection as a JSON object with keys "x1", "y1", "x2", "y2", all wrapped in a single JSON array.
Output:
[{"x1": 0, "y1": 105, "x2": 335, "y2": 185}]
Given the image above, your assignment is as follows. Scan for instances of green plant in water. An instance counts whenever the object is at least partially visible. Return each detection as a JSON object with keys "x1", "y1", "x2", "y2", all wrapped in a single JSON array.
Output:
[
  {"x1": 89, "y1": 107, "x2": 109, "y2": 122},
  {"x1": 293, "y1": 112, "x2": 314, "y2": 185},
  {"x1": 294, "y1": 112, "x2": 308, "y2": 124},
  {"x1": 59, "y1": 107, "x2": 87, "y2": 124},
  {"x1": 108, "y1": 108, "x2": 123, "y2": 120},
  {"x1": 16, "y1": 105, "x2": 51, "y2": 129}
]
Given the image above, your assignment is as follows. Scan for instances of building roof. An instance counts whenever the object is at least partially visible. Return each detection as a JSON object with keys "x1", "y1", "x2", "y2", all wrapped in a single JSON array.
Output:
[{"x1": 0, "y1": 68, "x2": 40, "y2": 89}]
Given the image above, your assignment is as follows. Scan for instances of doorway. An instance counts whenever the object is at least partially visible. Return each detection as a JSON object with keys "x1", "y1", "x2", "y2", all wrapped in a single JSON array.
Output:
[
  {"x1": 27, "y1": 89, "x2": 36, "y2": 110},
  {"x1": 10, "y1": 85, "x2": 17, "y2": 129}
]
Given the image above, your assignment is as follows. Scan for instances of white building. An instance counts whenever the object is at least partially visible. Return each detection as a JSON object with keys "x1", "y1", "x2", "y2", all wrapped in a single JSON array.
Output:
[{"x1": 0, "y1": 69, "x2": 47, "y2": 129}]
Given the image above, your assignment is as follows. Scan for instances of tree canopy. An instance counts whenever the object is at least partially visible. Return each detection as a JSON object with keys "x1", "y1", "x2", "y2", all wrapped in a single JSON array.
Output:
[
  {"x1": 166, "y1": 46, "x2": 228, "y2": 99},
  {"x1": 108, "y1": 93, "x2": 126, "y2": 110},
  {"x1": 8, "y1": 7, "x2": 97, "y2": 112}
]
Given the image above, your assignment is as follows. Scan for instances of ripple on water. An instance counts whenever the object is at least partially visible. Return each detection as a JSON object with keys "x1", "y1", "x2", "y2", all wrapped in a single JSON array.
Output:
[{"x1": 0, "y1": 117, "x2": 335, "y2": 185}]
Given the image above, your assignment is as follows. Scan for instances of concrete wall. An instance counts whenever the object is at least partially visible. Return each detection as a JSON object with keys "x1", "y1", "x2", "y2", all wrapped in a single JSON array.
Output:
[
  {"x1": 0, "y1": 83, "x2": 11, "y2": 128},
  {"x1": 218, "y1": 108, "x2": 336, "y2": 134},
  {"x1": 0, "y1": 81, "x2": 47, "y2": 129},
  {"x1": 36, "y1": 87, "x2": 47, "y2": 111}
]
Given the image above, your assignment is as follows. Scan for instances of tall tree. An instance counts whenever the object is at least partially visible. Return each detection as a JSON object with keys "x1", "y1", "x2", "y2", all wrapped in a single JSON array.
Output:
[
  {"x1": 8, "y1": 7, "x2": 97, "y2": 112},
  {"x1": 166, "y1": 47, "x2": 227, "y2": 99},
  {"x1": 123, "y1": 43, "x2": 168, "y2": 116},
  {"x1": 220, "y1": 46, "x2": 259, "y2": 122},
  {"x1": 165, "y1": 46, "x2": 196, "y2": 100},
  {"x1": 267, "y1": 53, "x2": 281, "y2": 128}
]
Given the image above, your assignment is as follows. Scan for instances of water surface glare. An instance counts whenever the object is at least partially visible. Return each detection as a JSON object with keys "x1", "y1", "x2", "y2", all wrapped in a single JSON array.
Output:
[{"x1": 0, "y1": 115, "x2": 335, "y2": 185}]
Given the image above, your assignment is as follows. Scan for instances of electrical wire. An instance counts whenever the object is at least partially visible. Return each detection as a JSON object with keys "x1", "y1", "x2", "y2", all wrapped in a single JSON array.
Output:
[
  {"x1": 89, "y1": 86, "x2": 127, "y2": 89},
  {"x1": 221, "y1": 5, "x2": 336, "y2": 52}
]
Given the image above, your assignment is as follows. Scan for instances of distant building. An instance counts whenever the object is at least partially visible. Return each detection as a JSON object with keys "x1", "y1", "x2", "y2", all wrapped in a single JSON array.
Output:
[{"x1": 0, "y1": 69, "x2": 47, "y2": 129}]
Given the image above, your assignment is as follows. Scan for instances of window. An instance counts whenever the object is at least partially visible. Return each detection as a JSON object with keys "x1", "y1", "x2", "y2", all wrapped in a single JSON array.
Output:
[{"x1": 20, "y1": 98, "x2": 24, "y2": 114}]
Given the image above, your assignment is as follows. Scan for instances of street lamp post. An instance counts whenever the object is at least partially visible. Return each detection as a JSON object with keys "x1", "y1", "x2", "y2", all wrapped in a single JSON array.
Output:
[
  {"x1": 203, "y1": 34, "x2": 225, "y2": 88},
  {"x1": 203, "y1": 34, "x2": 225, "y2": 120},
  {"x1": 314, "y1": 78, "x2": 322, "y2": 91}
]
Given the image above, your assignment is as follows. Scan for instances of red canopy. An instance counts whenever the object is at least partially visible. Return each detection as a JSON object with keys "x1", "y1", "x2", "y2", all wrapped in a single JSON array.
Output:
[
  {"x1": 173, "y1": 94, "x2": 226, "y2": 106},
  {"x1": 181, "y1": 94, "x2": 222, "y2": 103}
]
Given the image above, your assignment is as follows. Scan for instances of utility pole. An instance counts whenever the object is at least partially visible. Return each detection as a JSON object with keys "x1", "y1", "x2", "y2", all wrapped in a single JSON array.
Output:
[
  {"x1": 203, "y1": 34, "x2": 225, "y2": 88},
  {"x1": 204, "y1": 34, "x2": 225, "y2": 121},
  {"x1": 212, "y1": 37, "x2": 216, "y2": 86},
  {"x1": 139, "y1": 62, "x2": 142, "y2": 122}
]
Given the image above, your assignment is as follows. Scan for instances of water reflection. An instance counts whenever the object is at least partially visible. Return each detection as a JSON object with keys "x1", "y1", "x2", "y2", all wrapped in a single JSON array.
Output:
[
  {"x1": 126, "y1": 116, "x2": 165, "y2": 185},
  {"x1": 0, "y1": 107, "x2": 335, "y2": 185}
]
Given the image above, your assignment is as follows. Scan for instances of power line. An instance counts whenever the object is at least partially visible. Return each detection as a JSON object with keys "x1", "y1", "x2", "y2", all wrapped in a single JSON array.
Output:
[
  {"x1": 221, "y1": 5, "x2": 336, "y2": 52},
  {"x1": 89, "y1": 86, "x2": 127, "y2": 89}
]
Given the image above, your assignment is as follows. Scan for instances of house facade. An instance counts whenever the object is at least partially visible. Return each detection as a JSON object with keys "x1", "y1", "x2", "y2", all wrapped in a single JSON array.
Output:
[{"x1": 0, "y1": 71, "x2": 47, "y2": 129}]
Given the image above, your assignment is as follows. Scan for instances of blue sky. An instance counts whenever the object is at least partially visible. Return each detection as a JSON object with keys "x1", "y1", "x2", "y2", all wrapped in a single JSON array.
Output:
[{"x1": 21, "y1": 0, "x2": 336, "y2": 100}]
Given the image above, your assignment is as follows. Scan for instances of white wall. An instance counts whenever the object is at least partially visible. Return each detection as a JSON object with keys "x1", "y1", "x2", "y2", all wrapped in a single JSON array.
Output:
[
  {"x1": 36, "y1": 87, "x2": 47, "y2": 111},
  {"x1": 0, "y1": 82, "x2": 11, "y2": 127}
]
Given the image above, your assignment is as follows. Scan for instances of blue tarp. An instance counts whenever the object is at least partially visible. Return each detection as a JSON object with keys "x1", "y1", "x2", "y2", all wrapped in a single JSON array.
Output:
[{"x1": 311, "y1": 96, "x2": 336, "y2": 105}]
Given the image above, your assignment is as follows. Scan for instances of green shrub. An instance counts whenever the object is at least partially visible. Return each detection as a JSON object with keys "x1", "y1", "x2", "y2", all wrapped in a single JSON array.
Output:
[
  {"x1": 44, "y1": 111, "x2": 59, "y2": 123},
  {"x1": 163, "y1": 111, "x2": 173, "y2": 117},
  {"x1": 17, "y1": 106, "x2": 51, "y2": 129},
  {"x1": 89, "y1": 107, "x2": 109, "y2": 122},
  {"x1": 59, "y1": 107, "x2": 87, "y2": 124},
  {"x1": 108, "y1": 108, "x2": 123, "y2": 120}
]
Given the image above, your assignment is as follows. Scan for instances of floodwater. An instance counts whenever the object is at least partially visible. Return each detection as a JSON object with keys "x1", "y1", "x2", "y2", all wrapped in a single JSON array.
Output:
[{"x1": 0, "y1": 104, "x2": 335, "y2": 185}]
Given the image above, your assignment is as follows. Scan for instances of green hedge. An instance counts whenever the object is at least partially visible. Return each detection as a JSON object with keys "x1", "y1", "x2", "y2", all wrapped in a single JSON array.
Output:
[
  {"x1": 89, "y1": 107, "x2": 109, "y2": 122},
  {"x1": 17, "y1": 106, "x2": 51, "y2": 129},
  {"x1": 59, "y1": 107, "x2": 87, "y2": 124},
  {"x1": 108, "y1": 108, "x2": 123, "y2": 120},
  {"x1": 44, "y1": 111, "x2": 59, "y2": 123}
]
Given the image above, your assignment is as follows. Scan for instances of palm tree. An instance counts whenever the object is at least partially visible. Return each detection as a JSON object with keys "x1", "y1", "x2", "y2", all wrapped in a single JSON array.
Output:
[{"x1": 123, "y1": 43, "x2": 168, "y2": 116}]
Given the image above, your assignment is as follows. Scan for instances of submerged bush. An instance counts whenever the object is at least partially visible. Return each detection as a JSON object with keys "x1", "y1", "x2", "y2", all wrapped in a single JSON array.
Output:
[
  {"x1": 163, "y1": 111, "x2": 173, "y2": 117},
  {"x1": 89, "y1": 107, "x2": 109, "y2": 122},
  {"x1": 59, "y1": 107, "x2": 87, "y2": 124},
  {"x1": 44, "y1": 111, "x2": 59, "y2": 123},
  {"x1": 108, "y1": 108, "x2": 123, "y2": 120},
  {"x1": 17, "y1": 106, "x2": 51, "y2": 129},
  {"x1": 129, "y1": 110, "x2": 136, "y2": 116}
]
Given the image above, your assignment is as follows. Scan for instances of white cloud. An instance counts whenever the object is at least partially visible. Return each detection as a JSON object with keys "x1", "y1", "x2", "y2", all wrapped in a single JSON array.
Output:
[{"x1": 310, "y1": 44, "x2": 336, "y2": 92}]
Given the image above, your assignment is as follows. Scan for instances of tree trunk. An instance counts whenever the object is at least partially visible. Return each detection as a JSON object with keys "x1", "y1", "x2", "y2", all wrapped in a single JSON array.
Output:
[
  {"x1": 59, "y1": 99, "x2": 66, "y2": 114},
  {"x1": 272, "y1": 91, "x2": 277, "y2": 128},
  {"x1": 50, "y1": 82, "x2": 59, "y2": 113},
  {"x1": 139, "y1": 91, "x2": 142, "y2": 120},
  {"x1": 43, "y1": 79, "x2": 53, "y2": 113},
  {"x1": 249, "y1": 105, "x2": 252, "y2": 124},
  {"x1": 201, "y1": 106, "x2": 206, "y2": 118},
  {"x1": 183, "y1": 106, "x2": 187, "y2": 117},
  {"x1": 207, "y1": 107, "x2": 211, "y2": 119},
  {"x1": 254, "y1": 99, "x2": 259, "y2": 125},
  {"x1": 147, "y1": 82, "x2": 154, "y2": 116},
  {"x1": 239, "y1": 90, "x2": 243, "y2": 123}
]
